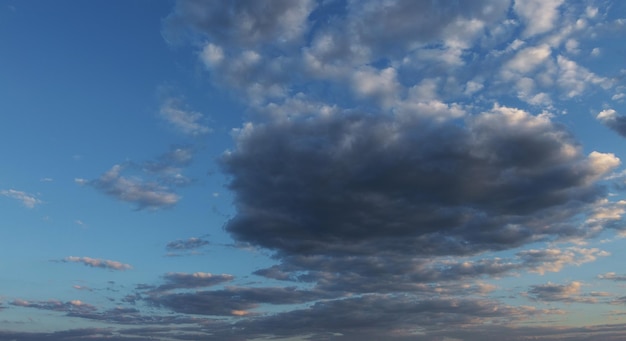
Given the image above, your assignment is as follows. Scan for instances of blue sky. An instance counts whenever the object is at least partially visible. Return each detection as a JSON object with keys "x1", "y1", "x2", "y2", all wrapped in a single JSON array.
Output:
[{"x1": 1, "y1": 0, "x2": 626, "y2": 340}]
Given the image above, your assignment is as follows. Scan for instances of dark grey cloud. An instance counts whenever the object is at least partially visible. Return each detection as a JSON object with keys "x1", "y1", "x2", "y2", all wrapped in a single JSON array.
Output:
[
  {"x1": 220, "y1": 294, "x2": 555, "y2": 340},
  {"x1": 253, "y1": 246, "x2": 605, "y2": 294},
  {"x1": 222, "y1": 107, "x2": 616, "y2": 260}
]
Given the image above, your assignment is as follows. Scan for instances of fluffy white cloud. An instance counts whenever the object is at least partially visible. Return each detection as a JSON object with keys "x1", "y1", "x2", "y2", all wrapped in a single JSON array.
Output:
[{"x1": 514, "y1": 0, "x2": 565, "y2": 37}]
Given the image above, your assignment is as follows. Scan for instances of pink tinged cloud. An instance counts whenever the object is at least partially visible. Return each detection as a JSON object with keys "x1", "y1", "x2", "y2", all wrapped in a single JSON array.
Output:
[{"x1": 63, "y1": 256, "x2": 132, "y2": 271}]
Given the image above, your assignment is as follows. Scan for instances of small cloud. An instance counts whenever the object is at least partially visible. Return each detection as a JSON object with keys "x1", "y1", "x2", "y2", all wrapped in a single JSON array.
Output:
[
  {"x1": 88, "y1": 165, "x2": 179, "y2": 210},
  {"x1": 166, "y1": 237, "x2": 210, "y2": 251},
  {"x1": 74, "y1": 178, "x2": 88, "y2": 185},
  {"x1": 160, "y1": 97, "x2": 211, "y2": 136},
  {"x1": 62, "y1": 256, "x2": 132, "y2": 271},
  {"x1": 526, "y1": 281, "x2": 598, "y2": 303},
  {"x1": 154, "y1": 272, "x2": 234, "y2": 291},
  {"x1": 591, "y1": 47, "x2": 601, "y2": 57},
  {"x1": 598, "y1": 272, "x2": 626, "y2": 281},
  {"x1": 597, "y1": 109, "x2": 626, "y2": 138},
  {"x1": 1, "y1": 189, "x2": 42, "y2": 208}
]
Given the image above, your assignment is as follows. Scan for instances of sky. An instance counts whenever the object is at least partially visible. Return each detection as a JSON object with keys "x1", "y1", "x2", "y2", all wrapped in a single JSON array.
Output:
[{"x1": 1, "y1": 0, "x2": 626, "y2": 340}]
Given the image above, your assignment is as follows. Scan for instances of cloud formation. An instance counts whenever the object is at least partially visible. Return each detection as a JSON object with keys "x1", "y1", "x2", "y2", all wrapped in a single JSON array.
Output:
[
  {"x1": 155, "y1": 272, "x2": 233, "y2": 291},
  {"x1": 1, "y1": 189, "x2": 41, "y2": 208},
  {"x1": 222, "y1": 105, "x2": 617, "y2": 258},
  {"x1": 88, "y1": 165, "x2": 179, "y2": 210},
  {"x1": 160, "y1": 97, "x2": 210, "y2": 136},
  {"x1": 62, "y1": 256, "x2": 132, "y2": 271},
  {"x1": 78, "y1": 146, "x2": 198, "y2": 210},
  {"x1": 8, "y1": 1, "x2": 623, "y2": 340},
  {"x1": 597, "y1": 109, "x2": 626, "y2": 137}
]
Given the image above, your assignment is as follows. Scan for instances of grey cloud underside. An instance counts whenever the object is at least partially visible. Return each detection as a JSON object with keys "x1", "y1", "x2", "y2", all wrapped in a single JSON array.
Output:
[
  {"x1": 222, "y1": 110, "x2": 610, "y2": 258},
  {"x1": 165, "y1": 0, "x2": 314, "y2": 46},
  {"x1": 599, "y1": 113, "x2": 626, "y2": 138}
]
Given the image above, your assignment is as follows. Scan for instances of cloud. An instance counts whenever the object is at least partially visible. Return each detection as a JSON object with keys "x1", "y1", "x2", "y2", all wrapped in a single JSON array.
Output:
[
  {"x1": 139, "y1": 1, "x2": 626, "y2": 339},
  {"x1": 154, "y1": 272, "x2": 234, "y2": 291},
  {"x1": 62, "y1": 256, "x2": 132, "y2": 271},
  {"x1": 12, "y1": 299, "x2": 97, "y2": 314},
  {"x1": 598, "y1": 272, "x2": 626, "y2": 281},
  {"x1": 147, "y1": 286, "x2": 333, "y2": 316},
  {"x1": 597, "y1": 109, "x2": 626, "y2": 137},
  {"x1": 86, "y1": 164, "x2": 179, "y2": 210},
  {"x1": 222, "y1": 105, "x2": 617, "y2": 259},
  {"x1": 219, "y1": 294, "x2": 557, "y2": 340},
  {"x1": 513, "y1": 0, "x2": 565, "y2": 38},
  {"x1": 160, "y1": 97, "x2": 210, "y2": 136},
  {"x1": 165, "y1": 237, "x2": 209, "y2": 251},
  {"x1": 164, "y1": 0, "x2": 314, "y2": 46},
  {"x1": 141, "y1": 146, "x2": 195, "y2": 187},
  {"x1": 526, "y1": 281, "x2": 599, "y2": 303},
  {"x1": 1, "y1": 189, "x2": 42, "y2": 208}
]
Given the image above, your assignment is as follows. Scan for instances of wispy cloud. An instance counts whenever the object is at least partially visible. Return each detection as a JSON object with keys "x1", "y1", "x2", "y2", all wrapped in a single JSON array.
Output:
[
  {"x1": 78, "y1": 146, "x2": 197, "y2": 210},
  {"x1": 1, "y1": 189, "x2": 42, "y2": 208},
  {"x1": 165, "y1": 237, "x2": 209, "y2": 251},
  {"x1": 153, "y1": 272, "x2": 234, "y2": 291},
  {"x1": 526, "y1": 281, "x2": 600, "y2": 303},
  {"x1": 85, "y1": 164, "x2": 179, "y2": 210},
  {"x1": 61, "y1": 256, "x2": 132, "y2": 271},
  {"x1": 160, "y1": 97, "x2": 210, "y2": 136}
]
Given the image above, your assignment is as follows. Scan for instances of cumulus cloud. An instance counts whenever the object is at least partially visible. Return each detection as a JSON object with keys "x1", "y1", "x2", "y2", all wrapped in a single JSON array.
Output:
[
  {"x1": 1, "y1": 189, "x2": 42, "y2": 208},
  {"x1": 514, "y1": 0, "x2": 565, "y2": 38},
  {"x1": 112, "y1": 1, "x2": 626, "y2": 339},
  {"x1": 62, "y1": 256, "x2": 132, "y2": 271},
  {"x1": 222, "y1": 105, "x2": 617, "y2": 260}
]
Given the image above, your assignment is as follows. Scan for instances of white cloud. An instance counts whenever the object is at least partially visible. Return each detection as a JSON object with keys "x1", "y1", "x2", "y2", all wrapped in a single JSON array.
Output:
[
  {"x1": 200, "y1": 43, "x2": 224, "y2": 67},
  {"x1": 1, "y1": 189, "x2": 42, "y2": 208},
  {"x1": 502, "y1": 44, "x2": 552, "y2": 78},
  {"x1": 351, "y1": 67, "x2": 400, "y2": 108},
  {"x1": 557, "y1": 55, "x2": 610, "y2": 98},
  {"x1": 514, "y1": 0, "x2": 565, "y2": 37}
]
